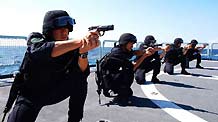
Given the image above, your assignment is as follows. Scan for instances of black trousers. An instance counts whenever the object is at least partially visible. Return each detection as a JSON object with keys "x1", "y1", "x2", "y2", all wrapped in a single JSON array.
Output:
[
  {"x1": 7, "y1": 96, "x2": 42, "y2": 122},
  {"x1": 135, "y1": 59, "x2": 161, "y2": 84},
  {"x1": 7, "y1": 81, "x2": 87, "y2": 122},
  {"x1": 110, "y1": 69, "x2": 134, "y2": 97},
  {"x1": 164, "y1": 55, "x2": 186, "y2": 74},
  {"x1": 186, "y1": 53, "x2": 202, "y2": 67}
]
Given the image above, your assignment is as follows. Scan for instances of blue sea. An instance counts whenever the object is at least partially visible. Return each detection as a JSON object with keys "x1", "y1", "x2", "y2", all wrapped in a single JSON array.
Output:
[
  {"x1": 0, "y1": 46, "x2": 112, "y2": 75},
  {"x1": 0, "y1": 46, "x2": 218, "y2": 75}
]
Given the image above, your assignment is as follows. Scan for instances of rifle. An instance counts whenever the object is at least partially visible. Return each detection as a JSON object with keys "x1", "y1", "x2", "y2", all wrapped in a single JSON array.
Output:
[
  {"x1": 143, "y1": 43, "x2": 163, "y2": 48},
  {"x1": 1, "y1": 72, "x2": 23, "y2": 122},
  {"x1": 88, "y1": 25, "x2": 114, "y2": 36},
  {"x1": 1, "y1": 112, "x2": 6, "y2": 122},
  {"x1": 1, "y1": 50, "x2": 28, "y2": 122},
  {"x1": 2, "y1": 32, "x2": 42, "y2": 120}
]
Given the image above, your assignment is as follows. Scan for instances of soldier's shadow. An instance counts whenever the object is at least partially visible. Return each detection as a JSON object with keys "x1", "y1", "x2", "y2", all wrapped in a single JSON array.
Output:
[
  {"x1": 102, "y1": 96, "x2": 159, "y2": 108},
  {"x1": 128, "y1": 96, "x2": 158, "y2": 108},
  {"x1": 191, "y1": 73, "x2": 214, "y2": 78},
  {"x1": 173, "y1": 72, "x2": 213, "y2": 78},
  {"x1": 188, "y1": 67, "x2": 218, "y2": 70},
  {"x1": 103, "y1": 96, "x2": 218, "y2": 116},
  {"x1": 157, "y1": 80, "x2": 206, "y2": 90}
]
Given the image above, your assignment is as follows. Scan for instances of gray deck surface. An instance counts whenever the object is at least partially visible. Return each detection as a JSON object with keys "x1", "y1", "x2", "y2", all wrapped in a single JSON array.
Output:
[{"x1": 1, "y1": 60, "x2": 218, "y2": 122}]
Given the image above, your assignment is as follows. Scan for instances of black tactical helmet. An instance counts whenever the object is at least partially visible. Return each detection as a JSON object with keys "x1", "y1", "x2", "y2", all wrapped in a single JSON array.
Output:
[
  {"x1": 174, "y1": 38, "x2": 183, "y2": 45},
  {"x1": 190, "y1": 39, "x2": 198, "y2": 45},
  {"x1": 42, "y1": 10, "x2": 76, "y2": 36},
  {"x1": 144, "y1": 35, "x2": 156, "y2": 46},
  {"x1": 118, "y1": 33, "x2": 137, "y2": 45}
]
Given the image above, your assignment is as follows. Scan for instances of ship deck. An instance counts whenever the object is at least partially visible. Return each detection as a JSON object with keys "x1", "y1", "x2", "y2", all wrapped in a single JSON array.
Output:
[{"x1": 1, "y1": 60, "x2": 218, "y2": 122}]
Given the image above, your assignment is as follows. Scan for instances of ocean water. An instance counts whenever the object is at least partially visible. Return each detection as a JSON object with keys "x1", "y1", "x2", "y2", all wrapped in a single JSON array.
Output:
[
  {"x1": 0, "y1": 46, "x2": 112, "y2": 75},
  {"x1": 0, "y1": 46, "x2": 218, "y2": 75}
]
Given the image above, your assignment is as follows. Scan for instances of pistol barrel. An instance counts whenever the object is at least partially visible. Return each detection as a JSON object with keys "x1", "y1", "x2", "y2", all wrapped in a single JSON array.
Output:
[{"x1": 88, "y1": 25, "x2": 114, "y2": 31}]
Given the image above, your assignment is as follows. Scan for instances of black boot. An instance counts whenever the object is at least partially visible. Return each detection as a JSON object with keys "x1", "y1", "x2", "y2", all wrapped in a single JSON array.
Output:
[
  {"x1": 181, "y1": 70, "x2": 191, "y2": 75},
  {"x1": 136, "y1": 79, "x2": 145, "y2": 85},
  {"x1": 196, "y1": 65, "x2": 204, "y2": 69},
  {"x1": 151, "y1": 77, "x2": 161, "y2": 83}
]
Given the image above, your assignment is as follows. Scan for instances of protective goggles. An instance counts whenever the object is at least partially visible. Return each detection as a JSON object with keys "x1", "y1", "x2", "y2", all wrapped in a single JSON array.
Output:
[
  {"x1": 53, "y1": 16, "x2": 76, "y2": 27},
  {"x1": 150, "y1": 40, "x2": 156, "y2": 44}
]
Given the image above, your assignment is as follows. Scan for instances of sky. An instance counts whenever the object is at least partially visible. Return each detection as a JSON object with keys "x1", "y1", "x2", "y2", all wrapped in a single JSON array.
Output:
[{"x1": 0, "y1": 0, "x2": 218, "y2": 44}]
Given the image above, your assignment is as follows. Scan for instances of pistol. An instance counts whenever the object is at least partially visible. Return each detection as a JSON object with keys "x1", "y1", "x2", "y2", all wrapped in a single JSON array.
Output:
[{"x1": 88, "y1": 25, "x2": 114, "y2": 36}]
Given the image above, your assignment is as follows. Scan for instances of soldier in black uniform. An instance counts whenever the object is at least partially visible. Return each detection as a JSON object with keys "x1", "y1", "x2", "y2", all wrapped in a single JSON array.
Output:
[
  {"x1": 101, "y1": 33, "x2": 154, "y2": 104},
  {"x1": 164, "y1": 38, "x2": 190, "y2": 75},
  {"x1": 6, "y1": 10, "x2": 99, "y2": 122},
  {"x1": 134, "y1": 35, "x2": 167, "y2": 84},
  {"x1": 183, "y1": 39, "x2": 207, "y2": 69}
]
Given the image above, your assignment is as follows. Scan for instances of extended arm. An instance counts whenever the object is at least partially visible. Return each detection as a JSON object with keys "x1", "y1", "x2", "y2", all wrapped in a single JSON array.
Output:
[
  {"x1": 51, "y1": 39, "x2": 83, "y2": 57},
  {"x1": 133, "y1": 47, "x2": 155, "y2": 71},
  {"x1": 51, "y1": 32, "x2": 100, "y2": 72},
  {"x1": 78, "y1": 32, "x2": 100, "y2": 71},
  {"x1": 195, "y1": 44, "x2": 207, "y2": 52}
]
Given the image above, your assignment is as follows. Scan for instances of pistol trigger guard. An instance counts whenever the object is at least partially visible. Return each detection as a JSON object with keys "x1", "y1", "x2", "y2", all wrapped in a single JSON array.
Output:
[{"x1": 99, "y1": 31, "x2": 105, "y2": 36}]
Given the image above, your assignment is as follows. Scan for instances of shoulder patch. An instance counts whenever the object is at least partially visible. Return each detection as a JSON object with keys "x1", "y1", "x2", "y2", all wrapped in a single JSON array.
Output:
[
  {"x1": 30, "y1": 38, "x2": 44, "y2": 44},
  {"x1": 27, "y1": 32, "x2": 44, "y2": 46}
]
